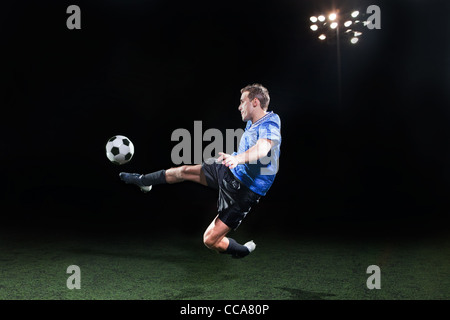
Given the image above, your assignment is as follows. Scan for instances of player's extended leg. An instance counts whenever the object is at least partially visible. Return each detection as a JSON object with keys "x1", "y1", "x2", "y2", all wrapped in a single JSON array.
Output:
[
  {"x1": 203, "y1": 215, "x2": 256, "y2": 258},
  {"x1": 165, "y1": 165, "x2": 207, "y2": 186},
  {"x1": 119, "y1": 164, "x2": 207, "y2": 192}
]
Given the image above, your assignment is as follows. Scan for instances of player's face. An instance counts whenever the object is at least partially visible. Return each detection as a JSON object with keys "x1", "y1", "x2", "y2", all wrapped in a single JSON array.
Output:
[{"x1": 238, "y1": 91, "x2": 253, "y2": 122}]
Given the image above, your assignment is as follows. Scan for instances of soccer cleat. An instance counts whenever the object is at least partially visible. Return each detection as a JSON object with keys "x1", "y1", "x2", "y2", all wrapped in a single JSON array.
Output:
[
  {"x1": 119, "y1": 172, "x2": 152, "y2": 193},
  {"x1": 243, "y1": 240, "x2": 256, "y2": 254}
]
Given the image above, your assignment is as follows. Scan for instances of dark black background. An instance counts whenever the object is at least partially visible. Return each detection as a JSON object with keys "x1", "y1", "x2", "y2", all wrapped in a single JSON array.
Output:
[{"x1": 2, "y1": 0, "x2": 449, "y2": 238}]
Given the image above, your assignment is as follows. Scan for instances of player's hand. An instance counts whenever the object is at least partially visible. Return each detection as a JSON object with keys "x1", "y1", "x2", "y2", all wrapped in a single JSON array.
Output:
[{"x1": 218, "y1": 152, "x2": 239, "y2": 169}]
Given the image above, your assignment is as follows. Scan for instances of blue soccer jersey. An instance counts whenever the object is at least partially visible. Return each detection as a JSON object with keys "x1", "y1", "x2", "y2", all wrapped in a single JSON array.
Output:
[{"x1": 230, "y1": 111, "x2": 281, "y2": 196}]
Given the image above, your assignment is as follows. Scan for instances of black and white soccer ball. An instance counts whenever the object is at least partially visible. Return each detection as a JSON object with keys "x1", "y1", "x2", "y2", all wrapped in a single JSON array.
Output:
[{"x1": 105, "y1": 135, "x2": 134, "y2": 165}]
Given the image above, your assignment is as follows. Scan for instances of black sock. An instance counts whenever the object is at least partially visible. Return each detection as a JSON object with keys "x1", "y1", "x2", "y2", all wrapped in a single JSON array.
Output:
[
  {"x1": 141, "y1": 170, "x2": 166, "y2": 186},
  {"x1": 222, "y1": 238, "x2": 250, "y2": 258}
]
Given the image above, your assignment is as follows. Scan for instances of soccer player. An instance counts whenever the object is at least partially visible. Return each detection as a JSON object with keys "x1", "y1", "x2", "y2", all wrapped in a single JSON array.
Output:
[{"x1": 119, "y1": 84, "x2": 281, "y2": 258}]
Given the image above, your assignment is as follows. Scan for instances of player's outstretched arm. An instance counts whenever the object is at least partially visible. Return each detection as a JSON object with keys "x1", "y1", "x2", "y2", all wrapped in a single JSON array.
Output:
[{"x1": 218, "y1": 138, "x2": 274, "y2": 169}]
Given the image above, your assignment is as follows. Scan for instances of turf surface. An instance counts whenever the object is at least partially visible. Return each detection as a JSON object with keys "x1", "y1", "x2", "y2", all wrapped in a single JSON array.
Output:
[{"x1": 0, "y1": 226, "x2": 448, "y2": 300}]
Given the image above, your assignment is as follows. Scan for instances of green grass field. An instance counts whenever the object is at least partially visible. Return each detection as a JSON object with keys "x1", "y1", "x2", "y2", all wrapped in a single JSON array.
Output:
[{"x1": 0, "y1": 225, "x2": 449, "y2": 300}]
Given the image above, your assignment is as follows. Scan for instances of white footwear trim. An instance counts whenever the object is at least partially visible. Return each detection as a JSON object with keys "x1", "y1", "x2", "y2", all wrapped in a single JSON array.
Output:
[
  {"x1": 140, "y1": 185, "x2": 152, "y2": 193},
  {"x1": 243, "y1": 240, "x2": 256, "y2": 253}
]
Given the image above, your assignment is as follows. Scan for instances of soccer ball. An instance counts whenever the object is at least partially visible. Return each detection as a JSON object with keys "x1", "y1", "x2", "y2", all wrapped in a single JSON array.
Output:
[{"x1": 105, "y1": 135, "x2": 134, "y2": 165}]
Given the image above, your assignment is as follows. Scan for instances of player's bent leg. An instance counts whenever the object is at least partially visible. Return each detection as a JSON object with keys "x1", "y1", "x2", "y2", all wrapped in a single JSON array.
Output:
[
  {"x1": 203, "y1": 216, "x2": 231, "y2": 252},
  {"x1": 203, "y1": 216, "x2": 255, "y2": 258}
]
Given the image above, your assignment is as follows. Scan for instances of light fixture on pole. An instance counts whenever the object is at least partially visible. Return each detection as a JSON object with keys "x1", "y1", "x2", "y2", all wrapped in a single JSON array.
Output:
[{"x1": 309, "y1": 9, "x2": 367, "y2": 44}]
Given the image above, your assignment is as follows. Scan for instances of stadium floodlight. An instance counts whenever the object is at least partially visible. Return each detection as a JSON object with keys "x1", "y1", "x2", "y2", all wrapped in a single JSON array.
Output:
[
  {"x1": 308, "y1": 8, "x2": 369, "y2": 107},
  {"x1": 309, "y1": 8, "x2": 367, "y2": 43}
]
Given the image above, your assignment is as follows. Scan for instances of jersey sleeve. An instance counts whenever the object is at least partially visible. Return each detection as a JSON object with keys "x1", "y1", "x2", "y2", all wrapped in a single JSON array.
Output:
[{"x1": 258, "y1": 119, "x2": 281, "y2": 146}]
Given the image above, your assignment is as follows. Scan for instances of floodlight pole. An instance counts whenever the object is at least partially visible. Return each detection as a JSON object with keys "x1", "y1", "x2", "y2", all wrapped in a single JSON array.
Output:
[{"x1": 336, "y1": 23, "x2": 342, "y2": 107}]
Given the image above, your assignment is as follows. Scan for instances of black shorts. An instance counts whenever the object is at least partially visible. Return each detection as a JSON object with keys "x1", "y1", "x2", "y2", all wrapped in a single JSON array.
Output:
[{"x1": 201, "y1": 158, "x2": 261, "y2": 230}]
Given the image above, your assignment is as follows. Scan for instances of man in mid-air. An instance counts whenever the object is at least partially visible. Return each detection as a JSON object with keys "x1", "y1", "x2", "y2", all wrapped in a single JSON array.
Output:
[{"x1": 119, "y1": 84, "x2": 281, "y2": 258}]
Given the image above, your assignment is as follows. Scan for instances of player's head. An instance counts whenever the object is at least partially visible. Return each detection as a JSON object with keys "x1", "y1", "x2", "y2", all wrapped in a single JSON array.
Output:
[{"x1": 240, "y1": 84, "x2": 270, "y2": 111}]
